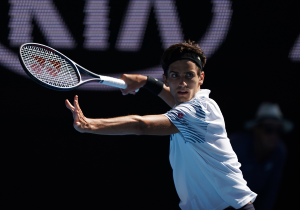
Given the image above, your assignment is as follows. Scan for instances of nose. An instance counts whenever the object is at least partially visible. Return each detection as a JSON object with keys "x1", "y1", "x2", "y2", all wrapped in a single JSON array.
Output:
[{"x1": 178, "y1": 77, "x2": 187, "y2": 87}]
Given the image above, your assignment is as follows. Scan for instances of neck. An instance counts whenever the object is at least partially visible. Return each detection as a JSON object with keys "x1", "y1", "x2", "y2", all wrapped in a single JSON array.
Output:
[{"x1": 175, "y1": 88, "x2": 201, "y2": 106}]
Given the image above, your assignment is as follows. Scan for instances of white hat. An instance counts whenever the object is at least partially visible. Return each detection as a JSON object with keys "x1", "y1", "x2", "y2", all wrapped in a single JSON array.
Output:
[{"x1": 245, "y1": 102, "x2": 293, "y2": 133}]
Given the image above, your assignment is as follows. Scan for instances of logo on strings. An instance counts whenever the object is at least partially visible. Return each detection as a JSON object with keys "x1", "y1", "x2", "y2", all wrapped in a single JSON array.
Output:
[{"x1": 32, "y1": 55, "x2": 61, "y2": 77}]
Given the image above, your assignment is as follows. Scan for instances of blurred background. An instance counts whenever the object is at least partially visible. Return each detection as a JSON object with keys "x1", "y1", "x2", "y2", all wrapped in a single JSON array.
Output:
[{"x1": 1, "y1": 0, "x2": 299, "y2": 209}]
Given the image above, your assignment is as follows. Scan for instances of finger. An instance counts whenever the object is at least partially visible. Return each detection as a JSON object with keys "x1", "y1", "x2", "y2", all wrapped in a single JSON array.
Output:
[
  {"x1": 120, "y1": 89, "x2": 127, "y2": 95},
  {"x1": 73, "y1": 119, "x2": 81, "y2": 132},
  {"x1": 74, "y1": 95, "x2": 81, "y2": 111},
  {"x1": 128, "y1": 90, "x2": 136, "y2": 95},
  {"x1": 73, "y1": 107, "x2": 80, "y2": 124},
  {"x1": 123, "y1": 87, "x2": 134, "y2": 95},
  {"x1": 74, "y1": 119, "x2": 81, "y2": 125},
  {"x1": 119, "y1": 74, "x2": 127, "y2": 81},
  {"x1": 74, "y1": 95, "x2": 85, "y2": 117},
  {"x1": 65, "y1": 99, "x2": 75, "y2": 111}
]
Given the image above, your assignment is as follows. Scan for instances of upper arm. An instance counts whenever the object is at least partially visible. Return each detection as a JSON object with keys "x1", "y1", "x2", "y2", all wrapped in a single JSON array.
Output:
[{"x1": 139, "y1": 114, "x2": 179, "y2": 135}]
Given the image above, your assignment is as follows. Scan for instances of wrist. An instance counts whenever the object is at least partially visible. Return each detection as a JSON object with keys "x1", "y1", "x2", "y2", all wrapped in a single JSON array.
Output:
[
  {"x1": 139, "y1": 75, "x2": 147, "y2": 87},
  {"x1": 143, "y1": 76, "x2": 164, "y2": 95},
  {"x1": 84, "y1": 118, "x2": 98, "y2": 133}
]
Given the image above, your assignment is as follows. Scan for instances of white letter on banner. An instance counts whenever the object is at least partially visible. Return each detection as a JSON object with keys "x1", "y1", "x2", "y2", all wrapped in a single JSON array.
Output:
[
  {"x1": 8, "y1": 0, "x2": 76, "y2": 48},
  {"x1": 198, "y1": 0, "x2": 232, "y2": 58},
  {"x1": 83, "y1": 0, "x2": 110, "y2": 50},
  {"x1": 289, "y1": 35, "x2": 300, "y2": 61},
  {"x1": 121, "y1": 0, "x2": 233, "y2": 82},
  {"x1": 116, "y1": 0, "x2": 184, "y2": 51}
]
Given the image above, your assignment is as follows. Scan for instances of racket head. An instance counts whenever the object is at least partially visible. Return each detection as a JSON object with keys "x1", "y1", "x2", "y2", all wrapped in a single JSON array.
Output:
[{"x1": 19, "y1": 43, "x2": 81, "y2": 91}]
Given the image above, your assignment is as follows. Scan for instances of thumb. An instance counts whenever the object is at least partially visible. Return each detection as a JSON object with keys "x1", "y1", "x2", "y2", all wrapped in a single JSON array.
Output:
[{"x1": 75, "y1": 121, "x2": 81, "y2": 125}]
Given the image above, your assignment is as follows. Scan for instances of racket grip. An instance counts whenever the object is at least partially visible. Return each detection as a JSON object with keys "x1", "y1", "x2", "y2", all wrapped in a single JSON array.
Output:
[
  {"x1": 100, "y1": 76, "x2": 139, "y2": 92},
  {"x1": 100, "y1": 76, "x2": 127, "y2": 89}
]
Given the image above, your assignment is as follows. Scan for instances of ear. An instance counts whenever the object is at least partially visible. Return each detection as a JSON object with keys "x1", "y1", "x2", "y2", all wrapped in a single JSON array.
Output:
[
  {"x1": 163, "y1": 74, "x2": 169, "y2": 87},
  {"x1": 199, "y1": 71, "x2": 205, "y2": 86}
]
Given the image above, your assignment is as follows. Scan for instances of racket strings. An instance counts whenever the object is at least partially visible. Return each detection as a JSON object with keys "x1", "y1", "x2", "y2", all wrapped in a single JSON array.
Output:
[{"x1": 21, "y1": 45, "x2": 80, "y2": 88}]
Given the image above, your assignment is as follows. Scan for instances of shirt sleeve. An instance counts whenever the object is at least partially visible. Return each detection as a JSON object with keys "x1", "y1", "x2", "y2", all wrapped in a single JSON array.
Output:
[{"x1": 163, "y1": 99, "x2": 209, "y2": 143}]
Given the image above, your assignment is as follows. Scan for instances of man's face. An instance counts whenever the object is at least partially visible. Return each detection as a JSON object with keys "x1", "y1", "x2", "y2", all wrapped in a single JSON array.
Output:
[{"x1": 163, "y1": 59, "x2": 204, "y2": 105}]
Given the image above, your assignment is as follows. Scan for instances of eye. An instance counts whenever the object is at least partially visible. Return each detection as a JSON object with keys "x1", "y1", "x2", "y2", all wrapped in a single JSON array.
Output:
[
  {"x1": 171, "y1": 73, "x2": 177, "y2": 78},
  {"x1": 186, "y1": 72, "x2": 194, "y2": 77}
]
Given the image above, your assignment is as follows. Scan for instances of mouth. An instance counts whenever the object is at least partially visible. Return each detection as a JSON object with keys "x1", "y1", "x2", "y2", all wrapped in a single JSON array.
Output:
[{"x1": 177, "y1": 90, "x2": 189, "y2": 95}]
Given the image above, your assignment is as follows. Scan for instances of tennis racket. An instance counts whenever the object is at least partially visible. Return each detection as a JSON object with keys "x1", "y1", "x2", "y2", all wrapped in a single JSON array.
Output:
[{"x1": 19, "y1": 43, "x2": 137, "y2": 91}]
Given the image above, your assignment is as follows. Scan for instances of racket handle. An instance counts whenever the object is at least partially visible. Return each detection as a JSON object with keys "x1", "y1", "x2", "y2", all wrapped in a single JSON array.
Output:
[
  {"x1": 100, "y1": 76, "x2": 139, "y2": 92},
  {"x1": 100, "y1": 76, "x2": 127, "y2": 89}
]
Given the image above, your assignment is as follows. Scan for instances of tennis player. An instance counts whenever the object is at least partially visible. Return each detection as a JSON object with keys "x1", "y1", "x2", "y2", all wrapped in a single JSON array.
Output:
[{"x1": 65, "y1": 41, "x2": 257, "y2": 210}]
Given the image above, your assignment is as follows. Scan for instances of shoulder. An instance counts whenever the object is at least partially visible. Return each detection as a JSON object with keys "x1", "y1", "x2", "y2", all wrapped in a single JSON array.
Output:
[
  {"x1": 177, "y1": 90, "x2": 211, "y2": 111},
  {"x1": 165, "y1": 90, "x2": 217, "y2": 120},
  {"x1": 172, "y1": 98, "x2": 206, "y2": 119},
  {"x1": 165, "y1": 95, "x2": 206, "y2": 123}
]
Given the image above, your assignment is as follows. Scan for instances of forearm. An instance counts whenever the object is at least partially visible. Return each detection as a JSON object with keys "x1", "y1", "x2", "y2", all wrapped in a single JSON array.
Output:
[
  {"x1": 87, "y1": 115, "x2": 143, "y2": 135},
  {"x1": 158, "y1": 85, "x2": 175, "y2": 107},
  {"x1": 85, "y1": 114, "x2": 179, "y2": 136}
]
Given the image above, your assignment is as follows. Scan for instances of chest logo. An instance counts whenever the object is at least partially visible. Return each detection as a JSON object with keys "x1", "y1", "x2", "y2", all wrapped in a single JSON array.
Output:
[{"x1": 178, "y1": 113, "x2": 184, "y2": 119}]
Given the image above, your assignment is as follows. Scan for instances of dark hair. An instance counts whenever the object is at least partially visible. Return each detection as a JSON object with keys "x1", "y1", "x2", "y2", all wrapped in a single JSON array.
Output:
[{"x1": 161, "y1": 40, "x2": 207, "y2": 77}]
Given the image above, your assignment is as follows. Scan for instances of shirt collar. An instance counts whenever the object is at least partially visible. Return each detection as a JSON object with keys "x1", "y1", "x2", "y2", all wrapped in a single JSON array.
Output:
[
  {"x1": 173, "y1": 89, "x2": 211, "y2": 108},
  {"x1": 195, "y1": 89, "x2": 211, "y2": 98}
]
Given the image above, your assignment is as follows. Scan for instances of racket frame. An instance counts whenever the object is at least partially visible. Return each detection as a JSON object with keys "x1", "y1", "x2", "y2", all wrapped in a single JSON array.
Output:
[{"x1": 19, "y1": 43, "x2": 127, "y2": 91}]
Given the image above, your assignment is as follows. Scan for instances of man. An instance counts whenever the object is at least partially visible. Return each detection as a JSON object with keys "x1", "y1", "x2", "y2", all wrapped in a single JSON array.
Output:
[
  {"x1": 65, "y1": 41, "x2": 257, "y2": 210},
  {"x1": 230, "y1": 103, "x2": 292, "y2": 210}
]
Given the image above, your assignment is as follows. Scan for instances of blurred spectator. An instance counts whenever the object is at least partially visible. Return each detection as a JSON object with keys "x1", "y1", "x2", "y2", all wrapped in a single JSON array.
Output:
[{"x1": 230, "y1": 102, "x2": 293, "y2": 210}]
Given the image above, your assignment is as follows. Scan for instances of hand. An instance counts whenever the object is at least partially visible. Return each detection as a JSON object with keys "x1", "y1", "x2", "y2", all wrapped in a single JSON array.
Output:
[
  {"x1": 119, "y1": 74, "x2": 147, "y2": 95},
  {"x1": 65, "y1": 95, "x2": 92, "y2": 133}
]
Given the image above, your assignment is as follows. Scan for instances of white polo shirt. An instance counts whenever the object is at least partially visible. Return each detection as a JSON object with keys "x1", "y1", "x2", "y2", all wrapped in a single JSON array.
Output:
[{"x1": 163, "y1": 89, "x2": 257, "y2": 210}]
